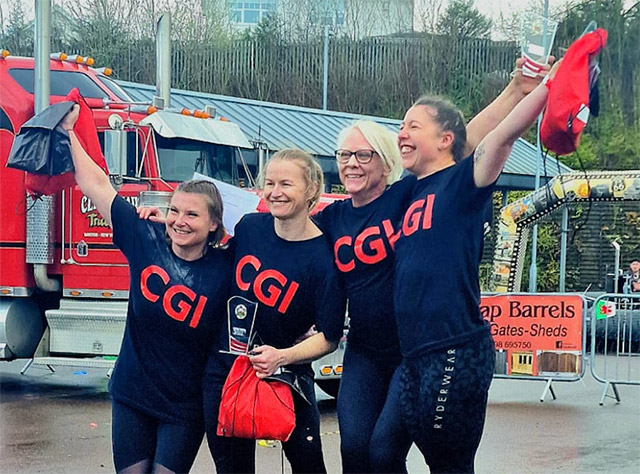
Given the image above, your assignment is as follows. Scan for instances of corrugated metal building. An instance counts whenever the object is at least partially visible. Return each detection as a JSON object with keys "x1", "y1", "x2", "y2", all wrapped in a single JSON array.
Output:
[{"x1": 118, "y1": 80, "x2": 573, "y2": 193}]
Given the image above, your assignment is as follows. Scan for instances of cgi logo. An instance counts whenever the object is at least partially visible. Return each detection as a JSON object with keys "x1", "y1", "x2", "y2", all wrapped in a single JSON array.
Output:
[
  {"x1": 140, "y1": 265, "x2": 207, "y2": 329},
  {"x1": 235, "y1": 255, "x2": 299, "y2": 314},
  {"x1": 401, "y1": 194, "x2": 435, "y2": 237},
  {"x1": 333, "y1": 219, "x2": 399, "y2": 272}
]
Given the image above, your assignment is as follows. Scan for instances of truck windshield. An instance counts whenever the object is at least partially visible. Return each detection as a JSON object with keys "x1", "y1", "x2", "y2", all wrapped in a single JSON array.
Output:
[
  {"x1": 155, "y1": 135, "x2": 236, "y2": 184},
  {"x1": 96, "y1": 75, "x2": 134, "y2": 102},
  {"x1": 9, "y1": 69, "x2": 109, "y2": 99}
]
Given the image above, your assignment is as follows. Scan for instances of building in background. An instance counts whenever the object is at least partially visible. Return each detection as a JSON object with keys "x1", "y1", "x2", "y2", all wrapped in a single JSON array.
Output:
[{"x1": 204, "y1": 0, "x2": 414, "y2": 38}]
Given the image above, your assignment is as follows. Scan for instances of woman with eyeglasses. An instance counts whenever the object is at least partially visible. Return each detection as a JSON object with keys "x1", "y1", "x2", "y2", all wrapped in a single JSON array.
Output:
[
  {"x1": 313, "y1": 121, "x2": 413, "y2": 473},
  {"x1": 313, "y1": 57, "x2": 552, "y2": 474}
]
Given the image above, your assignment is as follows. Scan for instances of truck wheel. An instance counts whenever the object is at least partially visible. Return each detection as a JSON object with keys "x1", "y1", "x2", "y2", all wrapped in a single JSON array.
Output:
[{"x1": 316, "y1": 379, "x2": 340, "y2": 399}]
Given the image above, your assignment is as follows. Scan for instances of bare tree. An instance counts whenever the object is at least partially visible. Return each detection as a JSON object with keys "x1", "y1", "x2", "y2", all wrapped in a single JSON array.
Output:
[
  {"x1": 415, "y1": 0, "x2": 446, "y2": 33},
  {"x1": 2, "y1": 0, "x2": 32, "y2": 54},
  {"x1": 497, "y1": 0, "x2": 565, "y2": 42}
]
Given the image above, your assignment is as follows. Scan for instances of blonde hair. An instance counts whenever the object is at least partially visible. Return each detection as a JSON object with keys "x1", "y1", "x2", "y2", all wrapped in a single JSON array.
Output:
[
  {"x1": 259, "y1": 149, "x2": 324, "y2": 212},
  {"x1": 336, "y1": 120, "x2": 402, "y2": 184}
]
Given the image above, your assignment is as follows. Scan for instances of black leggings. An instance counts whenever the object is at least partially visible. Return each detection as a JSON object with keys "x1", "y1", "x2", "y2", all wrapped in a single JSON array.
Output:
[
  {"x1": 337, "y1": 346, "x2": 404, "y2": 473},
  {"x1": 370, "y1": 333, "x2": 495, "y2": 474},
  {"x1": 111, "y1": 399, "x2": 204, "y2": 473},
  {"x1": 402, "y1": 333, "x2": 495, "y2": 474}
]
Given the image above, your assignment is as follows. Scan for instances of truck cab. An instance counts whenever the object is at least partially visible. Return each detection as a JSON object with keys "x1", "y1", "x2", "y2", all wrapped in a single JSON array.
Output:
[
  {"x1": 0, "y1": 52, "x2": 345, "y2": 397},
  {"x1": 0, "y1": 53, "x2": 252, "y2": 363}
]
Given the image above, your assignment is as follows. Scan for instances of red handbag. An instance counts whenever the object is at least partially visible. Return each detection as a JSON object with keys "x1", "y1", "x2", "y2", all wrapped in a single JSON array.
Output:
[{"x1": 217, "y1": 356, "x2": 296, "y2": 442}]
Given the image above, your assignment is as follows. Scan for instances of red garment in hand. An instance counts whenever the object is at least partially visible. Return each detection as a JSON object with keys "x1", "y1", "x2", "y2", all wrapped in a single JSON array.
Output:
[
  {"x1": 540, "y1": 28, "x2": 607, "y2": 155},
  {"x1": 217, "y1": 356, "x2": 296, "y2": 442}
]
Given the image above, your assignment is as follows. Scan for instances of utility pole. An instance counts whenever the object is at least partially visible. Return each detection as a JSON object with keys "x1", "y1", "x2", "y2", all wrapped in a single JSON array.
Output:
[
  {"x1": 322, "y1": 0, "x2": 330, "y2": 110},
  {"x1": 528, "y1": 0, "x2": 550, "y2": 293}
]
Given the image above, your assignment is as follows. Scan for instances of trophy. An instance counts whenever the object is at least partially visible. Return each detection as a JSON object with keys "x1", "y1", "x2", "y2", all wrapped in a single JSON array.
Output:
[
  {"x1": 520, "y1": 13, "x2": 558, "y2": 77},
  {"x1": 222, "y1": 295, "x2": 258, "y2": 355}
]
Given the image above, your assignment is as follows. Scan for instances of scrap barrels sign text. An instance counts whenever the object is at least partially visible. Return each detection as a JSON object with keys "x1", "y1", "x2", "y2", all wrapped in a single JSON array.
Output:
[{"x1": 481, "y1": 294, "x2": 583, "y2": 377}]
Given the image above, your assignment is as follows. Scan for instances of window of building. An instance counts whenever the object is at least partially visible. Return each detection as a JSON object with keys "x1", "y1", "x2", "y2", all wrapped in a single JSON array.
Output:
[
  {"x1": 228, "y1": 1, "x2": 276, "y2": 25},
  {"x1": 309, "y1": 0, "x2": 345, "y2": 27}
]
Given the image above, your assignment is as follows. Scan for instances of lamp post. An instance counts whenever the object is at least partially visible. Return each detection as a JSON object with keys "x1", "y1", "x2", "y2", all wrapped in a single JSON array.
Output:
[{"x1": 528, "y1": 0, "x2": 550, "y2": 293}]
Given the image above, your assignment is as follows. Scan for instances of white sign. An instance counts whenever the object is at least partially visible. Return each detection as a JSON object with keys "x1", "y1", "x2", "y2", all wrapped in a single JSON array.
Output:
[{"x1": 193, "y1": 172, "x2": 260, "y2": 236}]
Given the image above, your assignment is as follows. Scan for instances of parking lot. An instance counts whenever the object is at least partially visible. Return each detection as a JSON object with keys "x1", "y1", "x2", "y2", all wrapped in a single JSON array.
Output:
[{"x1": 1, "y1": 355, "x2": 639, "y2": 473}]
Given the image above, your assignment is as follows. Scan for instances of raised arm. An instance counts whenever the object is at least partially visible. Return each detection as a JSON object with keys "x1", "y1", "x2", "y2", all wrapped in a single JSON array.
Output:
[
  {"x1": 464, "y1": 56, "x2": 554, "y2": 157},
  {"x1": 249, "y1": 333, "x2": 337, "y2": 379},
  {"x1": 61, "y1": 105, "x2": 116, "y2": 225},
  {"x1": 473, "y1": 82, "x2": 549, "y2": 188}
]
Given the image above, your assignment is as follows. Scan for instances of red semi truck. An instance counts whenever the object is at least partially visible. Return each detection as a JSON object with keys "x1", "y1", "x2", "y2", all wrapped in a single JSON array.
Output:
[{"x1": 0, "y1": 52, "x2": 345, "y2": 396}]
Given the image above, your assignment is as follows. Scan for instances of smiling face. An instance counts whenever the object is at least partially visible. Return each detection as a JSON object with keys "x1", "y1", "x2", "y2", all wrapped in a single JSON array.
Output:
[
  {"x1": 165, "y1": 191, "x2": 218, "y2": 260},
  {"x1": 398, "y1": 104, "x2": 454, "y2": 178},
  {"x1": 262, "y1": 159, "x2": 316, "y2": 221},
  {"x1": 338, "y1": 128, "x2": 390, "y2": 207}
]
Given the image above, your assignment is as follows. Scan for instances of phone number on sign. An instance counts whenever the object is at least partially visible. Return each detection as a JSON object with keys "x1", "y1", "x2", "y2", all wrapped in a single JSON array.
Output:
[{"x1": 495, "y1": 341, "x2": 532, "y2": 349}]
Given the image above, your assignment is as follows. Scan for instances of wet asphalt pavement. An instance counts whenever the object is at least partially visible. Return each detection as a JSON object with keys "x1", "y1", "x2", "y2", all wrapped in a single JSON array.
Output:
[{"x1": 1, "y1": 356, "x2": 639, "y2": 473}]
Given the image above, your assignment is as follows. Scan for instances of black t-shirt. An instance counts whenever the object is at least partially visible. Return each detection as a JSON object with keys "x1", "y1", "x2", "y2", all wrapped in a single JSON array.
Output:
[
  {"x1": 314, "y1": 176, "x2": 416, "y2": 361},
  {"x1": 109, "y1": 196, "x2": 232, "y2": 424},
  {"x1": 207, "y1": 213, "x2": 346, "y2": 379},
  {"x1": 394, "y1": 156, "x2": 494, "y2": 358}
]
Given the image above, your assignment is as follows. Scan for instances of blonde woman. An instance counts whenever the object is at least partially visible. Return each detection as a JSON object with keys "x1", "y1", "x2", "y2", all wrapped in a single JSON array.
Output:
[{"x1": 203, "y1": 149, "x2": 346, "y2": 473}]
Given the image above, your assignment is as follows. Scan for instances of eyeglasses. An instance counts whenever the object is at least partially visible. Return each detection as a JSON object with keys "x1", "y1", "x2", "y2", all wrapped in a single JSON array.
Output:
[{"x1": 335, "y1": 149, "x2": 377, "y2": 164}]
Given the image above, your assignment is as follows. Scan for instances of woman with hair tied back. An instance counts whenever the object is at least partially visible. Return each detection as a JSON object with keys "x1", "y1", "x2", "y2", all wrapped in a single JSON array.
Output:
[
  {"x1": 370, "y1": 61, "x2": 562, "y2": 474},
  {"x1": 313, "y1": 56, "x2": 553, "y2": 473},
  {"x1": 203, "y1": 149, "x2": 346, "y2": 474},
  {"x1": 61, "y1": 105, "x2": 232, "y2": 474}
]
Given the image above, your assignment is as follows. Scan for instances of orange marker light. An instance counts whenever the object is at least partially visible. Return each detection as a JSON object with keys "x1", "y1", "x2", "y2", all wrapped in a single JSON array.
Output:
[
  {"x1": 96, "y1": 67, "x2": 113, "y2": 76},
  {"x1": 193, "y1": 110, "x2": 211, "y2": 119},
  {"x1": 181, "y1": 108, "x2": 191, "y2": 116},
  {"x1": 1, "y1": 49, "x2": 10, "y2": 58},
  {"x1": 85, "y1": 57, "x2": 95, "y2": 66}
]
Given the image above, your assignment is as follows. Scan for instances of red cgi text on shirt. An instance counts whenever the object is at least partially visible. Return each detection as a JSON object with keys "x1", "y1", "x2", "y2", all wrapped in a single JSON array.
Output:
[
  {"x1": 140, "y1": 265, "x2": 208, "y2": 329},
  {"x1": 333, "y1": 219, "x2": 401, "y2": 273},
  {"x1": 401, "y1": 194, "x2": 435, "y2": 237},
  {"x1": 235, "y1": 255, "x2": 299, "y2": 314}
]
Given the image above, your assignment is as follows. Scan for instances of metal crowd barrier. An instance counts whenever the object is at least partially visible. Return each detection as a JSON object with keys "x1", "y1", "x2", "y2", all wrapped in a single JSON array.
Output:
[{"x1": 590, "y1": 293, "x2": 640, "y2": 405}]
